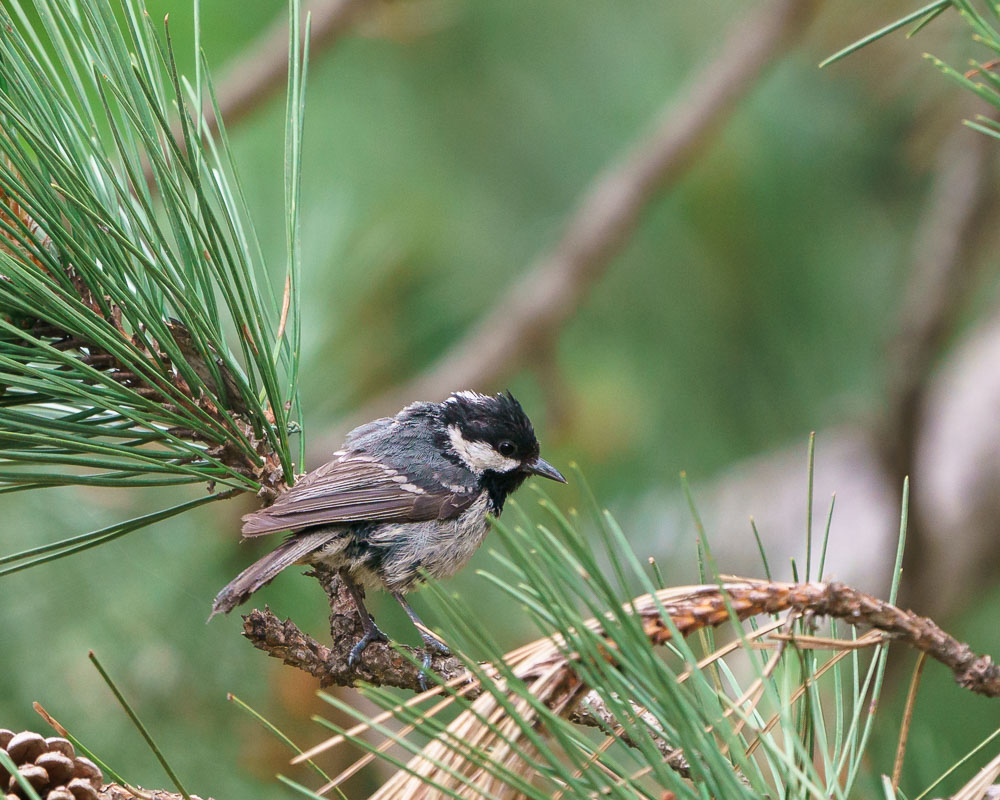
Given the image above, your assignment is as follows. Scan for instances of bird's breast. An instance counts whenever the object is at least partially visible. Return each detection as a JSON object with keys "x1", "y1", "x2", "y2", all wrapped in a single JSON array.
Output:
[
  {"x1": 372, "y1": 491, "x2": 492, "y2": 591},
  {"x1": 421, "y1": 491, "x2": 493, "y2": 579}
]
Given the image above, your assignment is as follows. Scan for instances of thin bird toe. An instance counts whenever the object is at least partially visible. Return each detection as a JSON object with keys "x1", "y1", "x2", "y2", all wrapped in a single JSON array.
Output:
[
  {"x1": 347, "y1": 640, "x2": 366, "y2": 667},
  {"x1": 420, "y1": 633, "x2": 450, "y2": 655},
  {"x1": 348, "y1": 627, "x2": 390, "y2": 666},
  {"x1": 418, "y1": 651, "x2": 435, "y2": 691}
]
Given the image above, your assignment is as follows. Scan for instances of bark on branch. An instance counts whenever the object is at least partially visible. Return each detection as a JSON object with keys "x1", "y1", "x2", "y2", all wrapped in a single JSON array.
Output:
[{"x1": 242, "y1": 570, "x2": 467, "y2": 691}]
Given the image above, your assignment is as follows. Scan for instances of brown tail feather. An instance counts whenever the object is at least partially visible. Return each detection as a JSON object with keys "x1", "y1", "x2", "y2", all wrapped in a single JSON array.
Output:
[{"x1": 209, "y1": 530, "x2": 339, "y2": 619}]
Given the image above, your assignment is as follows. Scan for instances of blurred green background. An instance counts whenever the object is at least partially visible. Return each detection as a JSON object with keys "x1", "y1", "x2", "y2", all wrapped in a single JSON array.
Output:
[{"x1": 4, "y1": 1, "x2": 1000, "y2": 797}]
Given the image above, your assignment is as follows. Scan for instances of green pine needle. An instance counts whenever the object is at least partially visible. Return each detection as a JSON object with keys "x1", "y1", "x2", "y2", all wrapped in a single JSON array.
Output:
[
  {"x1": 227, "y1": 693, "x2": 342, "y2": 796},
  {"x1": 305, "y1": 464, "x2": 890, "y2": 800},
  {"x1": 819, "y1": 0, "x2": 952, "y2": 68},
  {"x1": 89, "y1": 651, "x2": 192, "y2": 800},
  {"x1": 0, "y1": 0, "x2": 306, "y2": 568},
  {"x1": 821, "y1": 0, "x2": 1000, "y2": 149},
  {"x1": 0, "y1": 491, "x2": 228, "y2": 576}
]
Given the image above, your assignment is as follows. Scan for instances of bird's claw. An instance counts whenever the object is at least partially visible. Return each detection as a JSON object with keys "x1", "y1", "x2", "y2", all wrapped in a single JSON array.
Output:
[
  {"x1": 417, "y1": 635, "x2": 450, "y2": 691},
  {"x1": 348, "y1": 621, "x2": 389, "y2": 667},
  {"x1": 418, "y1": 652, "x2": 434, "y2": 692}
]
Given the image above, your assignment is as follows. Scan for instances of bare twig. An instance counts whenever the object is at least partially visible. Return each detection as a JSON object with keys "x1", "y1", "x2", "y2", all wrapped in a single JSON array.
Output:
[
  {"x1": 322, "y1": 0, "x2": 819, "y2": 445},
  {"x1": 574, "y1": 690, "x2": 691, "y2": 777},
  {"x1": 243, "y1": 602, "x2": 693, "y2": 773},
  {"x1": 241, "y1": 588, "x2": 467, "y2": 691}
]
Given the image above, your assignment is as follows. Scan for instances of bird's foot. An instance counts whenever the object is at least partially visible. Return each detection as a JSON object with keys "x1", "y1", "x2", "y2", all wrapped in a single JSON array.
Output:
[
  {"x1": 348, "y1": 620, "x2": 389, "y2": 667},
  {"x1": 417, "y1": 633, "x2": 450, "y2": 691}
]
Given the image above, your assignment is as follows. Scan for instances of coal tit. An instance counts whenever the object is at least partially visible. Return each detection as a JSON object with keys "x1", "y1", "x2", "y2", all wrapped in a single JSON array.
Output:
[{"x1": 211, "y1": 390, "x2": 566, "y2": 667}]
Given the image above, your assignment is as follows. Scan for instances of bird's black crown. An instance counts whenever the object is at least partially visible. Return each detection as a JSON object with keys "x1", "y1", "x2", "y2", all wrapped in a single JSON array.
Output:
[{"x1": 438, "y1": 390, "x2": 540, "y2": 463}]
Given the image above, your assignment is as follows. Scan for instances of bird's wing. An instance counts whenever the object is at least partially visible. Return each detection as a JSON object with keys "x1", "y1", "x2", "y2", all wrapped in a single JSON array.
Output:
[{"x1": 241, "y1": 452, "x2": 477, "y2": 537}]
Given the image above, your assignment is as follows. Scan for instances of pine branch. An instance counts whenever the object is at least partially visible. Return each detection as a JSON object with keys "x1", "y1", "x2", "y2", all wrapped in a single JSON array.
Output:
[
  {"x1": 243, "y1": 578, "x2": 1000, "y2": 696},
  {"x1": 242, "y1": 569, "x2": 467, "y2": 691},
  {"x1": 0, "y1": 159, "x2": 279, "y2": 500},
  {"x1": 242, "y1": 575, "x2": 1000, "y2": 772},
  {"x1": 243, "y1": 568, "x2": 693, "y2": 775},
  {"x1": 0, "y1": 0, "x2": 305, "y2": 569},
  {"x1": 0, "y1": 185, "x2": 267, "y2": 482},
  {"x1": 259, "y1": 565, "x2": 1000, "y2": 799}
]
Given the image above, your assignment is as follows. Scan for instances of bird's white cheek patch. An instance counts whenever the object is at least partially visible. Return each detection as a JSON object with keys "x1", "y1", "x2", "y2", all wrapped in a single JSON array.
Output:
[{"x1": 447, "y1": 425, "x2": 519, "y2": 474}]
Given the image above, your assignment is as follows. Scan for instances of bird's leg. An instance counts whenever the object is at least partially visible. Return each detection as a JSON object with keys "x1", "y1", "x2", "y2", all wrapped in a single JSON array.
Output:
[
  {"x1": 392, "y1": 591, "x2": 449, "y2": 690},
  {"x1": 340, "y1": 569, "x2": 388, "y2": 666}
]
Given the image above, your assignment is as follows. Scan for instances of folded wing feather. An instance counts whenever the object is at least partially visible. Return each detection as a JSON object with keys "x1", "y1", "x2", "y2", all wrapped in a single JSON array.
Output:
[{"x1": 241, "y1": 454, "x2": 476, "y2": 537}]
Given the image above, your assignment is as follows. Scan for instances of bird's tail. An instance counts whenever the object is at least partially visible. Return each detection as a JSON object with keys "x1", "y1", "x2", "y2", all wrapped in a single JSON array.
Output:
[{"x1": 209, "y1": 530, "x2": 339, "y2": 619}]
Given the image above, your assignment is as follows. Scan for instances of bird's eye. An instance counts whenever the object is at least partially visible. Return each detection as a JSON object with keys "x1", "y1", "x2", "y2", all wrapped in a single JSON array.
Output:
[{"x1": 497, "y1": 440, "x2": 516, "y2": 457}]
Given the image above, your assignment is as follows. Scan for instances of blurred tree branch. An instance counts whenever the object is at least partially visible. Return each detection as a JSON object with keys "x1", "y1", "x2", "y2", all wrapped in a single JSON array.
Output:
[
  {"x1": 882, "y1": 122, "x2": 993, "y2": 477},
  {"x1": 879, "y1": 117, "x2": 995, "y2": 613},
  {"x1": 685, "y1": 117, "x2": 999, "y2": 622},
  {"x1": 321, "y1": 0, "x2": 819, "y2": 448}
]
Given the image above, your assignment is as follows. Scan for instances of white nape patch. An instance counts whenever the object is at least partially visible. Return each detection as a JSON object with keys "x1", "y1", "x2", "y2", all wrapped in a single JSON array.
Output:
[
  {"x1": 447, "y1": 425, "x2": 519, "y2": 475},
  {"x1": 447, "y1": 390, "x2": 489, "y2": 405}
]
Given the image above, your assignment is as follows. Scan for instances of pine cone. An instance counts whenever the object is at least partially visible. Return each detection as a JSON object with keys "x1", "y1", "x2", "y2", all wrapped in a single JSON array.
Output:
[{"x1": 0, "y1": 730, "x2": 102, "y2": 800}]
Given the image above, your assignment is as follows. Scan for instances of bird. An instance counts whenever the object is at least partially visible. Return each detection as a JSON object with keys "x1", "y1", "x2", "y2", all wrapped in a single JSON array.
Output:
[{"x1": 211, "y1": 390, "x2": 566, "y2": 671}]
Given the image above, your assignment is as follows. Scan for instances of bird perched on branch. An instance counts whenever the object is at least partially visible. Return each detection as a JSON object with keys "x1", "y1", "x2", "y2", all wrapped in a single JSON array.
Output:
[{"x1": 212, "y1": 390, "x2": 566, "y2": 672}]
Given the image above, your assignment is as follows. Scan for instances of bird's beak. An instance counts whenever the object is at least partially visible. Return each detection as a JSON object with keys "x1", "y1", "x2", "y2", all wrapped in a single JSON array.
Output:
[{"x1": 525, "y1": 457, "x2": 567, "y2": 483}]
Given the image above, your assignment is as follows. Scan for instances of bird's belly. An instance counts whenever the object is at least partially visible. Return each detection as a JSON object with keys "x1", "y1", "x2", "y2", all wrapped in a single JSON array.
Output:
[
  {"x1": 306, "y1": 526, "x2": 385, "y2": 590},
  {"x1": 375, "y1": 493, "x2": 492, "y2": 591}
]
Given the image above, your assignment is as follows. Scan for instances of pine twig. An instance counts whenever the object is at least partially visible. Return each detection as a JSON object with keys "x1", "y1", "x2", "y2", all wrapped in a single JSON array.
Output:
[
  {"x1": 241, "y1": 578, "x2": 1000, "y2": 696},
  {"x1": 640, "y1": 582, "x2": 1000, "y2": 696},
  {"x1": 892, "y1": 651, "x2": 927, "y2": 791}
]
